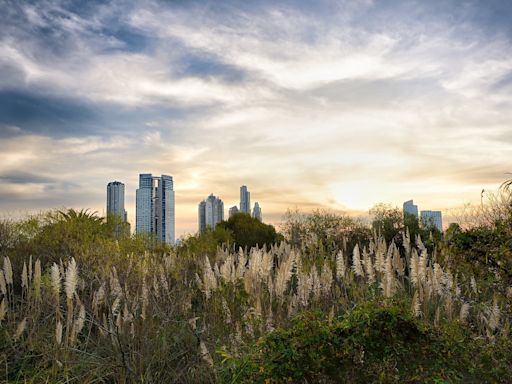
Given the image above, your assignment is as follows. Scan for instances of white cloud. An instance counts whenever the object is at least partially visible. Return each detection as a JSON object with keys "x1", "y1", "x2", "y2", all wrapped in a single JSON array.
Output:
[{"x1": 1, "y1": 0, "x2": 512, "y2": 234}]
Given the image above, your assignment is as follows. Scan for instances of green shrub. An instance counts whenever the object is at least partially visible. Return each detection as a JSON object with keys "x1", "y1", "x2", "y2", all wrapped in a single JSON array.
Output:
[{"x1": 221, "y1": 299, "x2": 512, "y2": 383}]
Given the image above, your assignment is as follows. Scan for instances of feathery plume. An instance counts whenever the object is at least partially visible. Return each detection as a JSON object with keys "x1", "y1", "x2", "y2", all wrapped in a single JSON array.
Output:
[
  {"x1": 3, "y1": 257, "x2": 13, "y2": 285},
  {"x1": 51, "y1": 263, "x2": 60, "y2": 300},
  {"x1": 202, "y1": 256, "x2": 217, "y2": 299},
  {"x1": 433, "y1": 263, "x2": 444, "y2": 296},
  {"x1": 418, "y1": 251, "x2": 428, "y2": 283},
  {"x1": 65, "y1": 258, "x2": 78, "y2": 301},
  {"x1": 75, "y1": 304, "x2": 86, "y2": 334},
  {"x1": 110, "y1": 267, "x2": 122, "y2": 297},
  {"x1": 222, "y1": 298, "x2": 232, "y2": 324},
  {"x1": 199, "y1": 340, "x2": 214, "y2": 367},
  {"x1": 21, "y1": 262, "x2": 28, "y2": 289},
  {"x1": 410, "y1": 250, "x2": 419, "y2": 287},
  {"x1": 28, "y1": 255, "x2": 32, "y2": 283},
  {"x1": 383, "y1": 255, "x2": 395, "y2": 298},
  {"x1": 55, "y1": 321, "x2": 63, "y2": 345},
  {"x1": 375, "y1": 239, "x2": 386, "y2": 273},
  {"x1": 320, "y1": 263, "x2": 333, "y2": 296},
  {"x1": 0, "y1": 272, "x2": 6, "y2": 295},
  {"x1": 220, "y1": 254, "x2": 235, "y2": 283},
  {"x1": 141, "y1": 279, "x2": 148, "y2": 319},
  {"x1": 335, "y1": 250, "x2": 346, "y2": 280},
  {"x1": 296, "y1": 270, "x2": 311, "y2": 307},
  {"x1": 459, "y1": 302, "x2": 470, "y2": 324},
  {"x1": 488, "y1": 302, "x2": 500, "y2": 332},
  {"x1": 15, "y1": 317, "x2": 27, "y2": 340},
  {"x1": 352, "y1": 244, "x2": 364, "y2": 277},
  {"x1": 364, "y1": 252, "x2": 375, "y2": 284},
  {"x1": 111, "y1": 296, "x2": 121, "y2": 315},
  {"x1": 274, "y1": 251, "x2": 295, "y2": 299},
  {"x1": 34, "y1": 259, "x2": 41, "y2": 298},
  {"x1": 416, "y1": 234, "x2": 426, "y2": 253},
  {"x1": 92, "y1": 283, "x2": 105, "y2": 311},
  {"x1": 392, "y1": 244, "x2": 405, "y2": 276},
  {"x1": 0, "y1": 298, "x2": 6, "y2": 321},
  {"x1": 470, "y1": 276, "x2": 477, "y2": 294},
  {"x1": 412, "y1": 290, "x2": 422, "y2": 318}
]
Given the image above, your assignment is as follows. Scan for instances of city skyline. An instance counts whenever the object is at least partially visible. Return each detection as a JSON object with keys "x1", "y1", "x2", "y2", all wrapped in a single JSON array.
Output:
[{"x1": 1, "y1": 1, "x2": 512, "y2": 236}]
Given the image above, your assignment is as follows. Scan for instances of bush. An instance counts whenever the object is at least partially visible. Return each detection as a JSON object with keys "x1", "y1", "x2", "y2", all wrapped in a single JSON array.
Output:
[
  {"x1": 217, "y1": 213, "x2": 283, "y2": 249},
  {"x1": 221, "y1": 299, "x2": 512, "y2": 383}
]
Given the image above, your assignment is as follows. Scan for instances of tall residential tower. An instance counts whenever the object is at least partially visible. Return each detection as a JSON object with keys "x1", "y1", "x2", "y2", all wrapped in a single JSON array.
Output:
[
  {"x1": 135, "y1": 173, "x2": 175, "y2": 244},
  {"x1": 420, "y1": 210, "x2": 443, "y2": 232},
  {"x1": 403, "y1": 200, "x2": 418, "y2": 218},
  {"x1": 240, "y1": 185, "x2": 251, "y2": 214},
  {"x1": 198, "y1": 194, "x2": 224, "y2": 232},
  {"x1": 106, "y1": 181, "x2": 127, "y2": 222},
  {"x1": 252, "y1": 202, "x2": 262, "y2": 221}
]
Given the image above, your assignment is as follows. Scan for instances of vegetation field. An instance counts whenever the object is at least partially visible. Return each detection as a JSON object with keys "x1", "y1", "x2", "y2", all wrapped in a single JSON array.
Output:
[{"x1": 0, "y1": 197, "x2": 511, "y2": 383}]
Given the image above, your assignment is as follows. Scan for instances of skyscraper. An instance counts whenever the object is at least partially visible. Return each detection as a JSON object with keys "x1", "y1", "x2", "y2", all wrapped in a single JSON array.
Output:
[
  {"x1": 240, "y1": 185, "x2": 251, "y2": 214},
  {"x1": 157, "y1": 175, "x2": 175, "y2": 244},
  {"x1": 198, "y1": 194, "x2": 224, "y2": 232},
  {"x1": 136, "y1": 173, "x2": 175, "y2": 244},
  {"x1": 106, "y1": 181, "x2": 127, "y2": 222},
  {"x1": 252, "y1": 202, "x2": 262, "y2": 221},
  {"x1": 420, "y1": 210, "x2": 443, "y2": 232},
  {"x1": 403, "y1": 200, "x2": 418, "y2": 218},
  {"x1": 136, "y1": 173, "x2": 154, "y2": 234}
]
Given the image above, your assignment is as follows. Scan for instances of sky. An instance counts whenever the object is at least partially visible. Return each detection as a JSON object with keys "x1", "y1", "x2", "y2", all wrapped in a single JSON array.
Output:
[{"x1": 1, "y1": 0, "x2": 512, "y2": 237}]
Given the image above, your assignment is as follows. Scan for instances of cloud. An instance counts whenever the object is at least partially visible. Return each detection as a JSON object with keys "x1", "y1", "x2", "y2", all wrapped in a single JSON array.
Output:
[
  {"x1": 0, "y1": 171, "x2": 57, "y2": 185},
  {"x1": 0, "y1": 0, "x2": 512, "y2": 235}
]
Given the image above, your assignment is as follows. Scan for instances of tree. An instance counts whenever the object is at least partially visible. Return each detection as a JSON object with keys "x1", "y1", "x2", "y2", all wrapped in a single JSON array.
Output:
[
  {"x1": 217, "y1": 213, "x2": 283, "y2": 249},
  {"x1": 281, "y1": 209, "x2": 371, "y2": 254},
  {"x1": 178, "y1": 226, "x2": 234, "y2": 258},
  {"x1": 369, "y1": 203, "x2": 403, "y2": 243}
]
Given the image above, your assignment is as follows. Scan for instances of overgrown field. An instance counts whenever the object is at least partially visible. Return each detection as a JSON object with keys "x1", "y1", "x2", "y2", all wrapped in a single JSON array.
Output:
[{"x1": 0, "y1": 207, "x2": 511, "y2": 383}]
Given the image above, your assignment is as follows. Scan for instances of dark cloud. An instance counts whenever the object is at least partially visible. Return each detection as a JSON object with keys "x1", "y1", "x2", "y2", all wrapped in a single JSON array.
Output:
[
  {"x1": 180, "y1": 55, "x2": 247, "y2": 82},
  {"x1": 0, "y1": 90, "x2": 97, "y2": 136},
  {"x1": 105, "y1": 25, "x2": 149, "y2": 53},
  {"x1": 492, "y1": 71, "x2": 512, "y2": 91},
  {"x1": 0, "y1": 89, "x2": 205, "y2": 139},
  {"x1": 0, "y1": 171, "x2": 56, "y2": 184}
]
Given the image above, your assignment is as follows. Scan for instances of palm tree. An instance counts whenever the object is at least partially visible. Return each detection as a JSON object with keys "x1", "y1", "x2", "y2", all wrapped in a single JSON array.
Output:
[{"x1": 56, "y1": 209, "x2": 104, "y2": 225}]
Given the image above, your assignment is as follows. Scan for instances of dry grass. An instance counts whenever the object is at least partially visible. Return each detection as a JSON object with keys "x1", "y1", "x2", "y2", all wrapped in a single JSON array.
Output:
[{"x1": 0, "y1": 230, "x2": 510, "y2": 383}]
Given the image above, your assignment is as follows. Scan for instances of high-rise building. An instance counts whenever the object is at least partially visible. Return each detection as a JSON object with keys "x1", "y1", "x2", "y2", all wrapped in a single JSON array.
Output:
[
  {"x1": 106, "y1": 181, "x2": 127, "y2": 222},
  {"x1": 403, "y1": 200, "x2": 418, "y2": 218},
  {"x1": 136, "y1": 173, "x2": 154, "y2": 234},
  {"x1": 229, "y1": 206, "x2": 239, "y2": 218},
  {"x1": 420, "y1": 210, "x2": 443, "y2": 232},
  {"x1": 198, "y1": 201, "x2": 206, "y2": 232},
  {"x1": 136, "y1": 173, "x2": 175, "y2": 244},
  {"x1": 198, "y1": 194, "x2": 224, "y2": 232},
  {"x1": 240, "y1": 185, "x2": 251, "y2": 214},
  {"x1": 252, "y1": 202, "x2": 262, "y2": 221}
]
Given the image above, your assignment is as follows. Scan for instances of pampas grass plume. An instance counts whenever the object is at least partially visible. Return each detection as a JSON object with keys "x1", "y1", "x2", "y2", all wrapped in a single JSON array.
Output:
[
  {"x1": 15, "y1": 317, "x2": 27, "y2": 340},
  {"x1": 34, "y1": 259, "x2": 41, "y2": 298},
  {"x1": 65, "y1": 258, "x2": 77, "y2": 301},
  {"x1": 56, "y1": 320, "x2": 63, "y2": 345},
  {"x1": 3, "y1": 257, "x2": 13, "y2": 285},
  {"x1": 51, "y1": 263, "x2": 61, "y2": 300}
]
